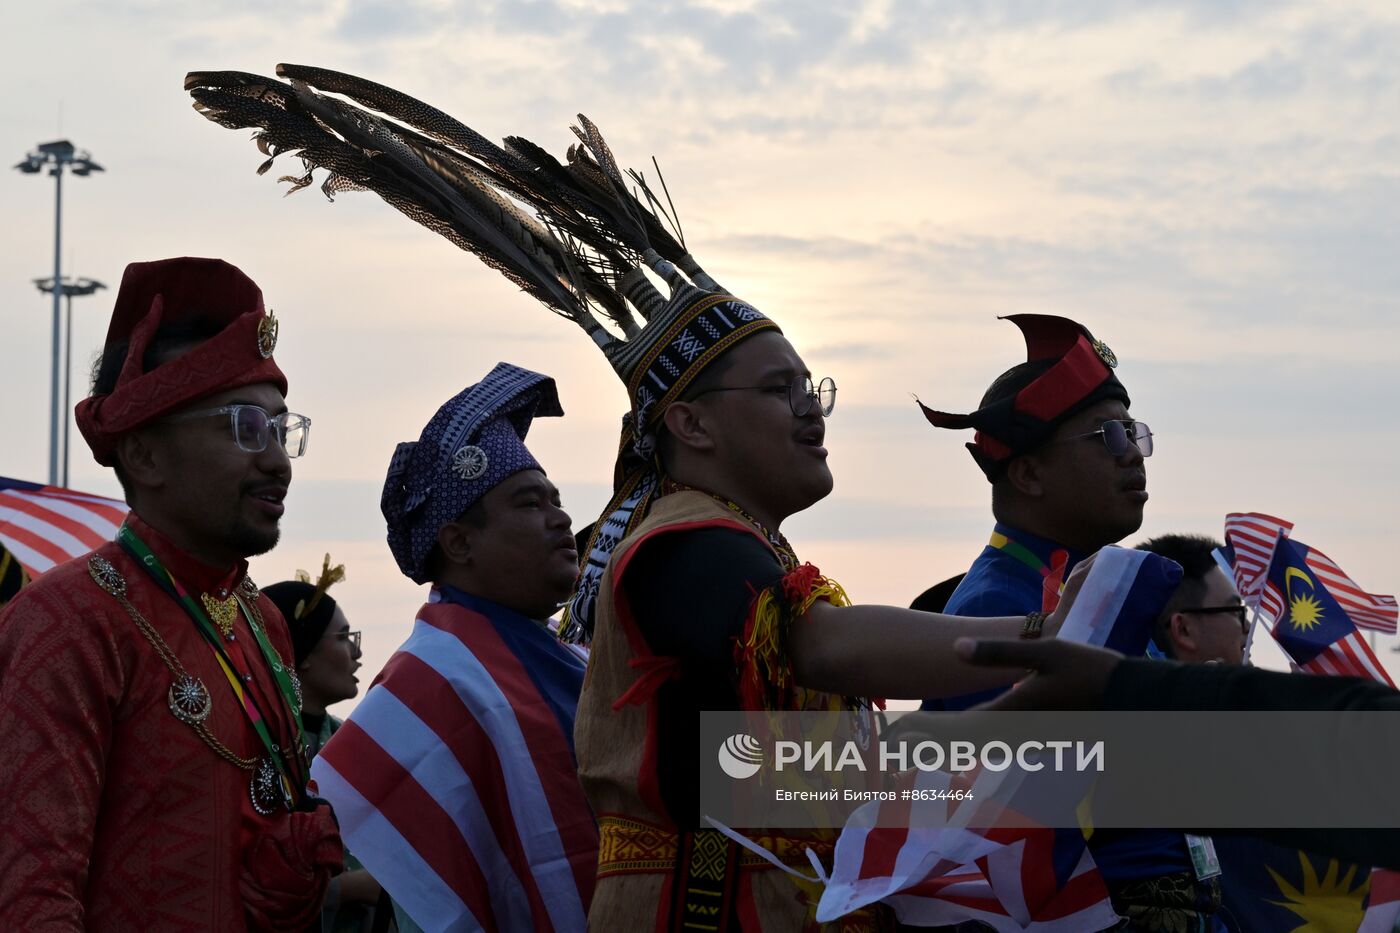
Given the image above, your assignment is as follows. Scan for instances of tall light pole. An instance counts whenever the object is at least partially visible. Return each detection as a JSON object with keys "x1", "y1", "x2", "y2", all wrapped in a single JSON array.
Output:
[
  {"x1": 14, "y1": 140, "x2": 104, "y2": 486},
  {"x1": 35, "y1": 276, "x2": 106, "y2": 488}
]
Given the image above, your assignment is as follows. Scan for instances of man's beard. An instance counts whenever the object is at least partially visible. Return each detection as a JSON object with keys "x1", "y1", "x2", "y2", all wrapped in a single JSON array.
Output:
[{"x1": 228, "y1": 517, "x2": 280, "y2": 558}]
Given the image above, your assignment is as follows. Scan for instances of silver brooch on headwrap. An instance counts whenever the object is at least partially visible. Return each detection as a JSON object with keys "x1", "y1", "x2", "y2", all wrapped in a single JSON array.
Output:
[{"x1": 452, "y1": 444, "x2": 489, "y2": 481}]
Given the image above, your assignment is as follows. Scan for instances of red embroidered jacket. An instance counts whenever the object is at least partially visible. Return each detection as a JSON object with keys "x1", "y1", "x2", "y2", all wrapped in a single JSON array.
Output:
[{"x1": 0, "y1": 513, "x2": 340, "y2": 931}]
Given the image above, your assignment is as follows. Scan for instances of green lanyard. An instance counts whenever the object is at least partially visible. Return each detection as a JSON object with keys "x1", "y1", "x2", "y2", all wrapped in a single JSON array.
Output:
[
  {"x1": 118, "y1": 524, "x2": 306, "y2": 799},
  {"x1": 988, "y1": 529, "x2": 1070, "y2": 613}
]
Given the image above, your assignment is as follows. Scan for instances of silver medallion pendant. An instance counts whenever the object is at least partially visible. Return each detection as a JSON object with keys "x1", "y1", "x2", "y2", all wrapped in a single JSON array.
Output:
[
  {"x1": 167, "y1": 674, "x2": 213, "y2": 724},
  {"x1": 249, "y1": 758, "x2": 282, "y2": 816}
]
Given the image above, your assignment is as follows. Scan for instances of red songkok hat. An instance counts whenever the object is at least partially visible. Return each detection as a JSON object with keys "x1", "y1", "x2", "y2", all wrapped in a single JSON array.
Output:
[
  {"x1": 75, "y1": 257, "x2": 287, "y2": 466},
  {"x1": 919, "y1": 314, "x2": 1128, "y2": 481}
]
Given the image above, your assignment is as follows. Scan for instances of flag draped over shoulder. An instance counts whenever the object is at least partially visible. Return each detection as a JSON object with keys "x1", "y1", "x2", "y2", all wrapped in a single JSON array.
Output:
[
  {"x1": 0, "y1": 476, "x2": 126, "y2": 578},
  {"x1": 311, "y1": 590, "x2": 595, "y2": 933}
]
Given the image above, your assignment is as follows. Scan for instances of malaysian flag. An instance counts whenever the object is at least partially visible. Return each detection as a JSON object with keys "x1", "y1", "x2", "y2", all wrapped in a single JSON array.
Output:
[
  {"x1": 311, "y1": 589, "x2": 595, "y2": 933},
  {"x1": 1222, "y1": 516, "x2": 1399, "y2": 928},
  {"x1": 1298, "y1": 546, "x2": 1397, "y2": 635},
  {"x1": 1223, "y1": 512, "x2": 1293, "y2": 605},
  {"x1": 1260, "y1": 535, "x2": 1394, "y2": 685},
  {"x1": 0, "y1": 476, "x2": 126, "y2": 578}
]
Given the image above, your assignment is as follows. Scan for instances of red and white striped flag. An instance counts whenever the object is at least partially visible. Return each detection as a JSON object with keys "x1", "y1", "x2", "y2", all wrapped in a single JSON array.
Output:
[
  {"x1": 808, "y1": 768, "x2": 1118, "y2": 931},
  {"x1": 1255, "y1": 546, "x2": 1397, "y2": 637},
  {"x1": 1223, "y1": 512, "x2": 1293, "y2": 605},
  {"x1": 0, "y1": 476, "x2": 126, "y2": 577},
  {"x1": 311, "y1": 590, "x2": 595, "y2": 932},
  {"x1": 1304, "y1": 546, "x2": 1398, "y2": 635}
]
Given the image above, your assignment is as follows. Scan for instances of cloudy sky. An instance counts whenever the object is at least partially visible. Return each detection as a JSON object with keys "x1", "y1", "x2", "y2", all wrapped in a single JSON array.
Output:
[{"x1": 4, "y1": 0, "x2": 1399, "y2": 706}]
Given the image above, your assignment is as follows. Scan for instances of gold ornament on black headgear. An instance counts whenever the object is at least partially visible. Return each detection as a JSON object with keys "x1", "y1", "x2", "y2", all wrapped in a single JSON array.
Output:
[
  {"x1": 264, "y1": 554, "x2": 347, "y2": 667},
  {"x1": 293, "y1": 553, "x2": 345, "y2": 621}
]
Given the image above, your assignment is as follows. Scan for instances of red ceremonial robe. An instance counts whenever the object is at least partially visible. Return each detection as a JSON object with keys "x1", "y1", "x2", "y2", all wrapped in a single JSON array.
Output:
[{"x1": 0, "y1": 513, "x2": 340, "y2": 931}]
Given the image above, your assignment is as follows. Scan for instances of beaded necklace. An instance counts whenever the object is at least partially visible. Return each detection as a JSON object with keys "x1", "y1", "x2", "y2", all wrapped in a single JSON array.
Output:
[{"x1": 660, "y1": 478, "x2": 799, "y2": 571}]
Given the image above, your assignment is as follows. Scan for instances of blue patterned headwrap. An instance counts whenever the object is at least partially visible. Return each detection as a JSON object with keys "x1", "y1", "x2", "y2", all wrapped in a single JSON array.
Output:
[{"x1": 381, "y1": 362, "x2": 563, "y2": 584}]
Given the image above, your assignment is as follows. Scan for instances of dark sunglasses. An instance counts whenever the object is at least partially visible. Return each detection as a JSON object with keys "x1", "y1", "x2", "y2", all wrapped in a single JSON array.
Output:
[{"x1": 1061, "y1": 419, "x2": 1153, "y2": 458}]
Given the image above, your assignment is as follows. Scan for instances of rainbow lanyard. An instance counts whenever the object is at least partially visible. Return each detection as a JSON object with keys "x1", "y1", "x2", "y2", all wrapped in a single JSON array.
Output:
[
  {"x1": 118, "y1": 524, "x2": 306, "y2": 800},
  {"x1": 988, "y1": 530, "x2": 1070, "y2": 613}
]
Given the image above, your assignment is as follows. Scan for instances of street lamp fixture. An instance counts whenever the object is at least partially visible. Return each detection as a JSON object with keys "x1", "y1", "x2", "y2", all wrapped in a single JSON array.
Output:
[
  {"x1": 14, "y1": 139, "x2": 104, "y2": 486},
  {"x1": 34, "y1": 277, "x2": 107, "y2": 488}
]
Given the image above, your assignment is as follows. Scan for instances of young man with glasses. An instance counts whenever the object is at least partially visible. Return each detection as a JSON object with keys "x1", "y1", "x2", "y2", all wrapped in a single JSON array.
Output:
[
  {"x1": 574, "y1": 312, "x2": 1092, "y2": 930},
  {"x1": 0, "y1": 258, "x2": 341, "y2": 931},
  {"x1": 1135, "y1": 535, "x2": 1247, "y2": 665}
]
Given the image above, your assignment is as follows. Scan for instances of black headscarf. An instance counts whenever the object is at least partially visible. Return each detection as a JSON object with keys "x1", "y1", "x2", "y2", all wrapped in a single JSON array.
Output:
[{"x1": 264, "y1": 580, "x2": 339, "y2": 668}]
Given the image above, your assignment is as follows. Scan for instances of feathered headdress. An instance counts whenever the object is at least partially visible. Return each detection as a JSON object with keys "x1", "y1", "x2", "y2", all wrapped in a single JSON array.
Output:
[{"x1": 187, "y1": 66, "x2": 782, "y2": 641}]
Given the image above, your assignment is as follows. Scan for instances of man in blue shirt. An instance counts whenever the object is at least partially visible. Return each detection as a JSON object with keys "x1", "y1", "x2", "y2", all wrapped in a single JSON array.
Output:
[
  {"x1": 919, "y1": 316, "x2": 1226, "y2": 932},
  {"x1": 919, "y1": 314, "x2": 1148, "y2": 702}
]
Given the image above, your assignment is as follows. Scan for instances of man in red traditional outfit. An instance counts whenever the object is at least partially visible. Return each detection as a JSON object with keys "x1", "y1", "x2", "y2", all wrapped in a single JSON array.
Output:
[{"x1": 0, "y1": 257, "x2": 342, "y2": 931}]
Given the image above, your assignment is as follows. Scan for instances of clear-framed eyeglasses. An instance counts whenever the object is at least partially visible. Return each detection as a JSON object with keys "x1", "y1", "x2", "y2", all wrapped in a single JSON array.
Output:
[
  {"x1": 689, "y1": 375, "x2": 837, "y2": 418},
  {"x1": 1061, "y1": 419, "x2": 1153, "y2": 458},
  {"x1": 166, "y1": 404, "x2": 311, "y2": 458},
  {"x1": 337, "y1": 630, "x2": 362, "y2": 650}
]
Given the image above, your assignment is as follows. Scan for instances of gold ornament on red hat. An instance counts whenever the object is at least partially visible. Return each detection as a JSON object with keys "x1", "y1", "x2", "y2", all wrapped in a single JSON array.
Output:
[
  {"x1": 257, "y1": 310, "x2": 279, "y2": 359},
  {"x1": 1093, "y1": 338, "x2": 1117, "y2": 368}
]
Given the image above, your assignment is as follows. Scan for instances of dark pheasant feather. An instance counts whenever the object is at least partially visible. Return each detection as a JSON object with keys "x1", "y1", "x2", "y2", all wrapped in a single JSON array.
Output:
[{"x1": 186, "y1": 67, "x2": 720, "y2": 341}]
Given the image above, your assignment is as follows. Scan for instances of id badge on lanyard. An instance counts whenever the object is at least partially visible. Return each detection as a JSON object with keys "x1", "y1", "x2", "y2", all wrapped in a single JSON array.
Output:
[{"x1": 1185, "y1": 834, "x2": 1222, "y2": 880}]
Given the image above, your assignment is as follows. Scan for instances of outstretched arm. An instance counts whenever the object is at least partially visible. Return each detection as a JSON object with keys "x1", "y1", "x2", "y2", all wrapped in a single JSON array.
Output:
[
  {"x1": 791, "y1": 602, "x2": 1036, "y2": 699},
  {"x1": 789, "y1": 558, "x2": 1093, "y2": 700}
]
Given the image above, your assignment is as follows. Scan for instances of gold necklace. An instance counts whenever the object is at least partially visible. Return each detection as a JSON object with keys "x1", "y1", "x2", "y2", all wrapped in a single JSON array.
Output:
[
  {"x1": 88, "y1": 556, "x2": 304, "y2": 815},
  {"x1": 201, "y1": 591, "x2": 239, "y2": 638}
]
